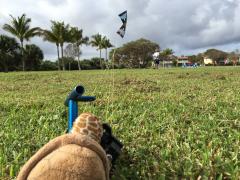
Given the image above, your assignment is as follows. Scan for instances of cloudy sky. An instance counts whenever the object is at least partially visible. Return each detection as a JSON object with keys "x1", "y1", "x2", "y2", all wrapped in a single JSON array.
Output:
[{"x1": 1, "y1": 0, "x2": 240, "y2": 60}]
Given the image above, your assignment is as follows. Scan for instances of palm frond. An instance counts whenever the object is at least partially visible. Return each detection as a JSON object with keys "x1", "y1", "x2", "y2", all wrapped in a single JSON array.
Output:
[
  {"x1": 41, "y1": 29, "x2": 59, "y2": 46},
  {"x1": 3, "y1": 24, "x2": 18, "y2": 36},
  {"x1": 90, "y1": 33, "x2": 103, "y2": 49},
  {"x1": 3, "y1": 14, "x2": 39, "y2": 43},
  {"x1": 24, "y1": 27, "x2": 41, "y2": 40}
]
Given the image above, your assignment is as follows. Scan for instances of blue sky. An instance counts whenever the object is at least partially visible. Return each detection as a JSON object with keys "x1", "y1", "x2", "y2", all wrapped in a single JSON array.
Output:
[{"x1": 1, "y1": 0, "x2": 240, "y2": 60}]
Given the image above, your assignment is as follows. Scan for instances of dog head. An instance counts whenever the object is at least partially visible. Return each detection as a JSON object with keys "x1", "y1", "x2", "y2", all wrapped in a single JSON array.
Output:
[{"x1": 71, "y1": 112, "x2": 103, "y2": 143}]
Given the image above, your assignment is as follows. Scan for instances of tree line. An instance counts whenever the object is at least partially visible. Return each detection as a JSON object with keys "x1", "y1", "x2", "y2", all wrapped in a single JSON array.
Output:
[
  {"x1": 0, "y1": 14, "x2": 113, "y2": 72},
  {"x1": 1, "y1": 14, "x2": 239, "y2": 72}
]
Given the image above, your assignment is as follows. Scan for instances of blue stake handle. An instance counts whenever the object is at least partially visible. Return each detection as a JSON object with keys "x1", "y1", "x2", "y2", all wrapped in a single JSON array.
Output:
[
  {"x1": 68, "y1": 100, "x2": 78, "y2": 132},
  {"x1": 65, "y1": 85, "x2": 95, "y2": 132}
]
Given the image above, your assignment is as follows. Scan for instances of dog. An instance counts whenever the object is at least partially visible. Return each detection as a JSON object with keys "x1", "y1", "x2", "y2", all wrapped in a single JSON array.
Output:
[{"x1": 17, "y1": 113, "x2": 110, "y2": 180}]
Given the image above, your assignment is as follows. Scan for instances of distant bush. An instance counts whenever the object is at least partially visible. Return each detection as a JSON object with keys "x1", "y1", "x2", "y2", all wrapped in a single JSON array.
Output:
[
  {"x1": 80, "y1": 58, "x2": 102, "y2": 70},
  {"x1": 39, "y1": 60, "x2": 58, "y2": 71}
]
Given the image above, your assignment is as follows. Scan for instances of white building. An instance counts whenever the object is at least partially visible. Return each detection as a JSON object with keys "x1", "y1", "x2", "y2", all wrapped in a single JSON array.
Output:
[{"x1": 204, "y1": 57, "x2": 214, "y2": 65}]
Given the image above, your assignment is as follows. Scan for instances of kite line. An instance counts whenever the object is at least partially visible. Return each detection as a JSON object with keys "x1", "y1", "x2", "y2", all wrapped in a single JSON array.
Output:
[{"x1": 106, "y1": 11, "x2": 127, "y2": 122}]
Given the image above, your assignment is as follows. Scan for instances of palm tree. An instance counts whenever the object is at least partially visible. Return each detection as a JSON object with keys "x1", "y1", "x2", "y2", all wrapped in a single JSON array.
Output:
[
  {"x1": 41, "y1": 21, "x2": 61, "y2": 70},
  {"x1": 3, "y1": 14, "x2": 40, "y2": 71},
  {"x1": 102, "y1": 36, "x2": 114, "y2": 61},
  {"x1": 91, "y1": 33, "x2": 104, "y2": 69},
  {"x1": 70, "y1": 27, "x2": 89, "y2": 70},
  {"x1": 59, "y1": 22, "x2": 70, "y2": 70}
]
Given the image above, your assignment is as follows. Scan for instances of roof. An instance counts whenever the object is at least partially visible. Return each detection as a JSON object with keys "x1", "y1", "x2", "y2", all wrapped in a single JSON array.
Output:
[{"x1": 177, "y1": 56, "x2": 188, "y2": 60}]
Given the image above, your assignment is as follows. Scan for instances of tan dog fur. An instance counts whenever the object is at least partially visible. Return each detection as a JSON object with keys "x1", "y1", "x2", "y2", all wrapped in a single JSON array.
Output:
[{"x1": 17, "y1": 113, "x2": 110, "y2": 180}]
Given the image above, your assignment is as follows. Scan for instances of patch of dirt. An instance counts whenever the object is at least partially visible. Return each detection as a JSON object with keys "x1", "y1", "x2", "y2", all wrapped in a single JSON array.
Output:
[
  {"x1": 120, "y1": 78, "x2": 161, "y2": 92},
  {"x1": 215, "y1": 75, "x2": 227, "y2": 80}
]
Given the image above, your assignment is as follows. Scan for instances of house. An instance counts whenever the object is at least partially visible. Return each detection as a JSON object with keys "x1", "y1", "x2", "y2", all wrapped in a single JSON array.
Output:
[
  {"x1": 162, "y1": 60, "x2": 173, "y2": 67},
  {"x1": 177, "y1": 56, "x2": 189, "y2": 66},
  {"x1": 203, "y1": 57, "x2": 214, "y2": 65},
  {"x1": 162, "y1": 55, "x2": 177, "y2": 67}
]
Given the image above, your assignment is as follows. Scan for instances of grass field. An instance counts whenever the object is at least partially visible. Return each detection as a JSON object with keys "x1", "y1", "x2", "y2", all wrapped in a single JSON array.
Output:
[{"x1": 0, "y1": 67, "x2": 239, "y2": 179}]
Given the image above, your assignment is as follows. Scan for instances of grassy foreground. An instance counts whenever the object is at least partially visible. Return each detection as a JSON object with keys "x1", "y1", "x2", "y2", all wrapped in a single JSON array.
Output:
[{"x1": 0, "y1": 67, "x2": 239, "y2": 179}]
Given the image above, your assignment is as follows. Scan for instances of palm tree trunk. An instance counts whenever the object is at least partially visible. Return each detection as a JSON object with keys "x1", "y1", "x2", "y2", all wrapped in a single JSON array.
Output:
[
  {"x1": 105, "y1": 48, "x2": 107, "y2": 61},
  {"x1": 61, "y1": 45, "x2": 65, "y2": 71},
  {"x1": 56, "y1": 45, "x2": 60, "y2": 70},
  {"x1": 105, "y1": 48, "x2": 108, "y2": 69},
  {"x1": 112, "y1": 49, "x2": 116, "y2": 69},
  {"x1": 3, "y1": 59, "x2": 8, "y2": 73},
  {"x1": 77, "y1": 46, "x2": 81, "y2": 70},
  {"x1": 100, "y1": 49, "x2": 102, "y2": 69},
  {"x1": 21, "y1": 40, "x2": 25, "y2": 71}
]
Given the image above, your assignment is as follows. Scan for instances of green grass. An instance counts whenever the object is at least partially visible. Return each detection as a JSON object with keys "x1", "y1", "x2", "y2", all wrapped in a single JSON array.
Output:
[{"x1": 0, "y1": 67, "x2": 239, "y2": 179}]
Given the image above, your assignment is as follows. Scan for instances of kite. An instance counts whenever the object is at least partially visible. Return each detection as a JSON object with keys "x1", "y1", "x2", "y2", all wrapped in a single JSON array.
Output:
[{"x1": 117, "y1": 10, "x2": 127, "y2": 38}]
